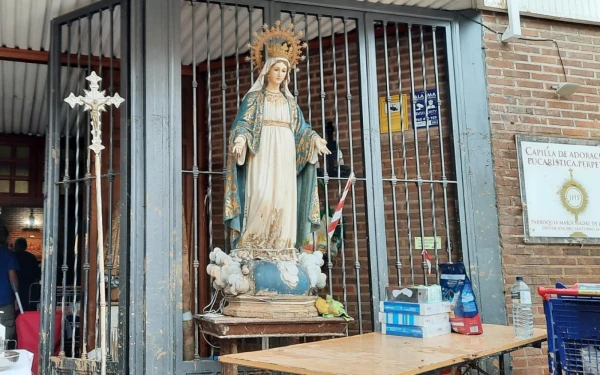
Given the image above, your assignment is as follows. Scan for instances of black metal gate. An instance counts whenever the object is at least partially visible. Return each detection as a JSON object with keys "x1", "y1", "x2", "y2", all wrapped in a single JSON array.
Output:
[{"x1": 41, "y1": 1, "x2": 130, "y2": 374}]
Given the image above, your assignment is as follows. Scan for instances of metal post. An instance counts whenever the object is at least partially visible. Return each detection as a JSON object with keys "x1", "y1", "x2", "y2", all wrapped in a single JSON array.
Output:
[
  {"x1": 395, "y1": 22, "x2": 415, "y2": 286},
  {"x1": 381, "y1": 22, "x2": 402, "y2": 286},
  {"x1": 419, "y1": 25, "x2": 440, "y2": 283},
  {"x1": 143, "y1": 0, "x2": 183, "y2": 373},
  {"x1": 407, "y1": 24, "x2": 428, "y2": 285},
  {"x1": 317, "y1": 15, "x2": 333, "y2": 298}
]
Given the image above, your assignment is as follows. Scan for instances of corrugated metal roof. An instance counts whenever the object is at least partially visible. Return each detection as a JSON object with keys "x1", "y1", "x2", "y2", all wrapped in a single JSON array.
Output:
[
  {"x1": 0, "y1": 0, "x2": 472, "y2": 136},
  {"x1": 0, "y1": 0, "x2": 100, "y2": 52},
  {"x1": 0, "y1": 60, "x2": 85, "y2": 136}
]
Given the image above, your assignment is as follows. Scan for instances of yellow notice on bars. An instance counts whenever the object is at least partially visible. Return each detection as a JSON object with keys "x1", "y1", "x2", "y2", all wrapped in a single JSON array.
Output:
[
  {"x1": 414, "y1": 236, "x2": 442, "y2": 250},
  {"x1": 379, "y1": 94, "x2": 409, "y2": 133}
]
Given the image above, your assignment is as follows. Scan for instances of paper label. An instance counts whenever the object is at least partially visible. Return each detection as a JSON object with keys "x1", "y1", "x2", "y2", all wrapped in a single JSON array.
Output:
[{"x1": 520, "y1": 291, "x2": 532, "y2": 304}]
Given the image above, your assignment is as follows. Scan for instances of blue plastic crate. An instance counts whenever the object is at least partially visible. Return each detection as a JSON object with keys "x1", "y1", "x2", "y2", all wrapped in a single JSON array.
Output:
[{"x1": 541, "y1": 285, "x2": 600, "y2": 375}]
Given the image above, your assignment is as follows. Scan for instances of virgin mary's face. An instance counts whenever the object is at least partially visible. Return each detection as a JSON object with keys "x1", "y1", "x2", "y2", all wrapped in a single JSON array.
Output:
[{"x1": 267, "y1": 61, "x2": 288, "y2": 86}]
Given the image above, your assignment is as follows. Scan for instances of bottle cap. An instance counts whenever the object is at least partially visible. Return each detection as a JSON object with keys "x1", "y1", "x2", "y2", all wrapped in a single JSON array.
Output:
[{"x1": 516, "y1": 276, "x2": 523, "y2": 281}]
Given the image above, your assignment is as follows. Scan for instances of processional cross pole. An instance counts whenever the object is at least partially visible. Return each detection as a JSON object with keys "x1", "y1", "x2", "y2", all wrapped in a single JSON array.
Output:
[{"x1": 65, "y1": 71, "x2": 124, "y2": 375}]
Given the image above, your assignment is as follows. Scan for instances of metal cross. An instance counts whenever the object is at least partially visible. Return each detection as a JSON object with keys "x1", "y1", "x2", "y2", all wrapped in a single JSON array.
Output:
[
  {"x1": 64, "y1": 71, "x2": 124, "y2": 375},
  {"x1": 64, "y1": 71, "x2": 124, "y2": 154}
]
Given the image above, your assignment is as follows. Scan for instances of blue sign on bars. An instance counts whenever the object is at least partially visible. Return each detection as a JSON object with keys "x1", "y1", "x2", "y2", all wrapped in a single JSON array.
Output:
[{"x1": 413, "y1": 89, "x2": 439, "y2": 129}]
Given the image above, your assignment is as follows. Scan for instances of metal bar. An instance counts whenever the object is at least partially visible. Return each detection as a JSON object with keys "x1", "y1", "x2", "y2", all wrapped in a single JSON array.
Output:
[
  {"x1": 420, "y1": 25, "x2": 439, "y2": 283},
  {"x1": 292, "y1": 12, "x2": 298, "y2": 101},
  {"x1": 181, "y1": 170, "x2": 224, "y2": 176},
  {"x1": 235, "y1": 5, "x2": 240, "y2": 110},
  {"x1": 432, "y1": 26, "x2": 452, "y2": 263},
  {"x1": 382, "y1": 177, "x2": 457, "y2": 184},
  {"x1": 58, "y1": 22, "x2": 72, "y2": 358},
  {"x1": 407, "y1": 24, "x2": 428, "y2": 286},
  {"x1": 70, "y1": 18, "x2": 83, "y2": 359},
  {"x1": 106, "y1": 5, "x2": 115, "y2": 359},
  {"x1": 40, "y1": 19, "x2": 61, "y2": 372},
  {"x1": 95, "y1": 10, "x2": 104, "y2": 355},
  {"x1": 57, "y1": 172, "x2": 120, "y2": 184},
  {"x1": 206, "y1": 0, "x2": 213, "y2": 253},
  {"x1": 53, "y1": 0, "x2": 122, "y2": 26},
  {"x1": 396, "y1": 22, "x2": 414, "y2": 285},
  {"x1": 191, "y1": 0, "x2": 201, "y2": 360},
  {"x1": 304, "y1": 13, "x2": 311, "y2": 124},
  {"x1": 205, "y1": 3, "x2": 216, "y2": 359},
  {"x1": 363, "y1": 12, "x2": 388, "y2": 332},
  {"x1": 317, "y1": 15, "x2": 333, "y2": 298},
  {"x1": 51, "y1": 18, "x2": 64, "y2": 360},
  {"x1": 128, "y1": 0, "x2": 145, "y2": 371},
  {"x1": 249, "y1": 6, "x2": 254, "y2": 83},
  {"x1": 343, "y1": 16, "x2": 362, "y2": 334},
  {"x1": 381, "y1": 21, "x2": 402, "y2": 286},
  {"x1": 117, "y1": 1, "x2": 130, "y2": 368},
  {"x1": 220, "y1": 3, "x2": 228, "y2": 253},
  {"x1": 332, "y1": 15, "x2": 347, "y2": 319},
  {"x1": 80, "y1": 14, "x2": 93, "y2": 358}
]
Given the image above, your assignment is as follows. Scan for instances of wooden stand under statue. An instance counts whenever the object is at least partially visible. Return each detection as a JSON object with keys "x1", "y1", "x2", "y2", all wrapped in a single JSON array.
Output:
[{"x1": 206, "y1": 21, "x2": 332, "y2": 319}]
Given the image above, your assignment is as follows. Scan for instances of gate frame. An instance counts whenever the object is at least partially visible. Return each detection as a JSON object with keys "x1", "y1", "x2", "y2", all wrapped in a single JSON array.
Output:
[{"x1": 41, "y1": 0, "x2": 131, "y2": 373}]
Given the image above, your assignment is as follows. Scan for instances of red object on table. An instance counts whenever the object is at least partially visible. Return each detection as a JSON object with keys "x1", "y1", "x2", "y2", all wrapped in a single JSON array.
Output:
[{"x1": 16, "y1": 311, "x2": 62, "y2": 375}]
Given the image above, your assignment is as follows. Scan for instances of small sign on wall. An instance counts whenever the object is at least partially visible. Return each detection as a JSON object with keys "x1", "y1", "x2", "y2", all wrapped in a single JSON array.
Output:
[
  {"x1": 379, "y1": 94, "x2": 409, "y2": 134},
  {"x1": 414, "y1": 236, "x2": 442, "y2": 250},
  {"x1": 412, "y1": 89, "x2": 439, "y2": 129},
  {"x1": 516, "y1": 135, "x2": 600, "y2": 243}
]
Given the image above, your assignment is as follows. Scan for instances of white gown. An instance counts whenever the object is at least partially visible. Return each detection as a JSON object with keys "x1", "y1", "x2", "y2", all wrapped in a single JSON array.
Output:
[{"x1": 236, "y1": 90, "x2": 302, "y2": 250}]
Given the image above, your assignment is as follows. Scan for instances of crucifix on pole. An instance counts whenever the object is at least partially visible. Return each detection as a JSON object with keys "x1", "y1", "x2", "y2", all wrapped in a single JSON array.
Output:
[{"x1": 65, "y1": 71, "x2": 124, "y2": 375}]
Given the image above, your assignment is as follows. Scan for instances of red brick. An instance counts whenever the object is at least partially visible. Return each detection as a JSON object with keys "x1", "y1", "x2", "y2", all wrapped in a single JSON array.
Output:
[{"x1": 484, "y1": 11, "x2": 600, "y2": 373}]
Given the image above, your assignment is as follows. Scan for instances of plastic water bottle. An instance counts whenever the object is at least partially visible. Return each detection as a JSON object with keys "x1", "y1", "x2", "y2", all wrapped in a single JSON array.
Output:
[{"x1": 511, "y1": 276, "x2": 534, "y2": 339}]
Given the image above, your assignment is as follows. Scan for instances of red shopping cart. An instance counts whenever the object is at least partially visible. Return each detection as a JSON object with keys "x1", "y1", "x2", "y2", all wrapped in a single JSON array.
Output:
[{"x1": 538, "y1": 283, "x2": 600, "y2": 375}]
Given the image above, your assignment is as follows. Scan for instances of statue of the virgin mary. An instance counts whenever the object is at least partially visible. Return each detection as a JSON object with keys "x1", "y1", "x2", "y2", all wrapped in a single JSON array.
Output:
[
  {"x1": 224, "y1": 22, "x2": 330, "y2": 253},
  {"x1": 208, "y1": 23, "x2": 328, "y2": 317}
]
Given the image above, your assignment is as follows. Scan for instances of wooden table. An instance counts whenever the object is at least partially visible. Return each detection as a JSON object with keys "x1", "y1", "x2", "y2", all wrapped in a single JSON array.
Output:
[
  {"x1": 195, "y1": 314, "x2": 349, "y2": 375},
  {"x1": 220, "y1": 324, "x2": 547, "y2": 375}
]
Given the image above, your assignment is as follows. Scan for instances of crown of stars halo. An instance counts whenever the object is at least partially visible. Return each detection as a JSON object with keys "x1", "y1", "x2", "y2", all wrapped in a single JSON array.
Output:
[{"x1": 245, "y1": 20, "x2": 307, "y2": 71}]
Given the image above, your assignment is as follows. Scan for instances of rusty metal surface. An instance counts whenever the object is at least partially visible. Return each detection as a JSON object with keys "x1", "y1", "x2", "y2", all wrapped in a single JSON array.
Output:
[{"x1": 49, "y1": 357, "x2": 122, "y2": 374}]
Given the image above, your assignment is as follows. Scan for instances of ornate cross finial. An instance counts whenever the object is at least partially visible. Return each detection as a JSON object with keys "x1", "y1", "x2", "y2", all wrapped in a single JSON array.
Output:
[{"x1": 64, "y1": 71, "x2": 124, "y2": 154}]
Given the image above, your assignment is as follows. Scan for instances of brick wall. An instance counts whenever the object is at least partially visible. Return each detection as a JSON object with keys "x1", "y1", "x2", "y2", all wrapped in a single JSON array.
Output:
[
  {"x1": 484, "y1": 11, "x2": 600, "y2": 375},
  {"x1": 0, "y1": 207, "x2": 43, "y2": 260}
]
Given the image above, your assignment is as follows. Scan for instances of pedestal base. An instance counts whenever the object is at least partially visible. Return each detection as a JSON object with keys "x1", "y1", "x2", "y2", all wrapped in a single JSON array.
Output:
[{"x1": 223, "y1": 295, "x2": 318, "y2": 319}]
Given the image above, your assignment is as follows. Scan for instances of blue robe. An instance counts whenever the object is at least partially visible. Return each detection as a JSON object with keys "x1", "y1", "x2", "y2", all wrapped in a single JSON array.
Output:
[{"x1": 224, "y1": 89, "x2": 321, "y2": 250}]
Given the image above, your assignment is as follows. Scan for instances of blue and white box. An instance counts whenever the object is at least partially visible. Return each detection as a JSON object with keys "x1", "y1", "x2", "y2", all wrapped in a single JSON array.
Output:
[
  {"x1": 379, "y1": 301, "x2": 451, "y2": 315},
  {"x1": 381, "y1": 321, "x2": 451, "y2": 338},
  {"x1": 378, "y1": 311, "x2": 449, "y2": 326}
]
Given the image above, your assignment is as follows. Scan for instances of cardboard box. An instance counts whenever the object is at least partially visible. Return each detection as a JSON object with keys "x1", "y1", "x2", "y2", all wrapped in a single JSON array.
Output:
[
  {"x1": 378, "y1": 311, "x2": 449, "y2": 326},
  {"x1": 386, "y1": 285, "x2": 442, "y2": 304},
  {"x1": 381, "y1": 321, "x2": 451, "y2": 338},
  {"x1": 380, "y1": 301, "x2": 451, "y2": 315}
]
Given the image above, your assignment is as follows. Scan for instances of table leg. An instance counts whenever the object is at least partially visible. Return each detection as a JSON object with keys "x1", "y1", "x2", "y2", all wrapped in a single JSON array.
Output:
[
  {"x1": 499, "y1": 353, "x2": 505, "y2": 374},
  {"x1": 262, "y1": 337, "x2": 269, "y2": 350},
  {"x1": 220, "y1": 339, "x2": 238, "y2": 375}
]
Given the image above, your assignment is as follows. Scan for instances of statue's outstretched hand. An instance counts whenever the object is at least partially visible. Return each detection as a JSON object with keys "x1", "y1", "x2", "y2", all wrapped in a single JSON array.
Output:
[
  {"x1": 315, "y1": 137, "x2": 332, "y2": 156},
  {"x1": 232, "y1": 136, "x2": 246, "y2": 156}
]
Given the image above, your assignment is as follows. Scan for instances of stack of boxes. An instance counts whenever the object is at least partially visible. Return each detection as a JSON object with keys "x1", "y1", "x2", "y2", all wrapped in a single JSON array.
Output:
[{"x1": 379, "y1": 285, "x2": 452, "y2": 338}]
